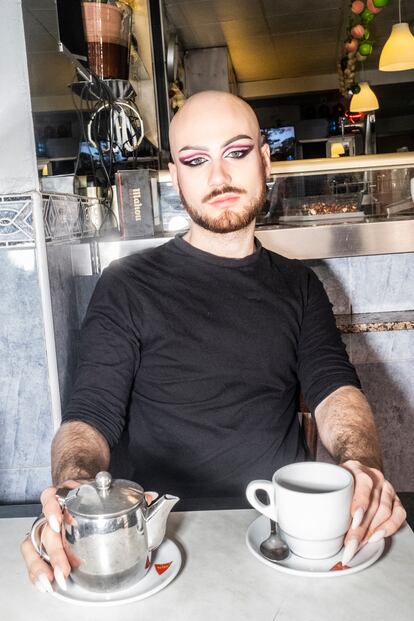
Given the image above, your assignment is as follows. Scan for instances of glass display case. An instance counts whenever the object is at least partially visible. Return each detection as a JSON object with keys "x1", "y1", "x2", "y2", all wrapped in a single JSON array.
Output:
[
  {"x1": 253, "y1": 152, "x2": 414, "y2": 259},
  {"x1": 260, "y1": 152, "x2": 414, "y2": 226},
  {"x1": 41, "y1": 152, "x2": 414, "y2": 261}
]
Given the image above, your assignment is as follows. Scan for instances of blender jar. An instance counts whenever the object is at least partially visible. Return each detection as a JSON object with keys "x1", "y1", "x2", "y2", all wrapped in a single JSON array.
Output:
[{"x1": 82, "y1": 0, "x2": 133, "y2": 80}]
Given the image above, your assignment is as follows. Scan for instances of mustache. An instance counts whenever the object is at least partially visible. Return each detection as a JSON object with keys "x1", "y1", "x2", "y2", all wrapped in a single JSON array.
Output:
[{"x1": 202, "y1": 185, "x2": 247, "y2": 204}]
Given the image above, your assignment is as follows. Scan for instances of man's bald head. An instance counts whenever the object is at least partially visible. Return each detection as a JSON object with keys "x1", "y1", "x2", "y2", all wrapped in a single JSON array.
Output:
[
  {"x1": 169, "y1": 91, "x2": 261, "y2": 161},
  {"x1": 167, "y1": 90, "x2": 271, "y2": 236}
]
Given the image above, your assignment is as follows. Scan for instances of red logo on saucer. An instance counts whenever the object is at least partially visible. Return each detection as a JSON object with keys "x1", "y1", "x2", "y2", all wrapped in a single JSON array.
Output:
[
  {"x1": 155, "y1": 562, "x2": 173, "y2": 575},
  {"x1": 330, "y1": 561, "x2": 350, "y2": 571}
]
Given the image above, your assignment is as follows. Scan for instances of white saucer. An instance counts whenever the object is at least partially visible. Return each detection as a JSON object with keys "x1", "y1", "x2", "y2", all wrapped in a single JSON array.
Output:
[
  {"x1": 246, "y1": 515, "x2": 385, "y2": 578},
  {"x1": 51, "y1": 538, "x2": 181, "y2": 606}
]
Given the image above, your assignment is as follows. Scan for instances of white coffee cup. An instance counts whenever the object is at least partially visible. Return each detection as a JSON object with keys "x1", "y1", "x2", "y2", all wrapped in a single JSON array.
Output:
[{"x1": 246, "y1": 462, "x2": 353, "y2": 560}]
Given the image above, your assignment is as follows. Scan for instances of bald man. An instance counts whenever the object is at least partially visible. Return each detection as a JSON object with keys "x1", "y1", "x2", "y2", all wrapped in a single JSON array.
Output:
[{"x1": 22, "y1": 92, "x2": 405, "y2": 592}]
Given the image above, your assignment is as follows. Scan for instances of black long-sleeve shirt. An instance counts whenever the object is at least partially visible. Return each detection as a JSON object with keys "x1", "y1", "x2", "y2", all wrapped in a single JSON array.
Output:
[{"x1": 63, "y1": 235, "x2": 360, "y2": 504}]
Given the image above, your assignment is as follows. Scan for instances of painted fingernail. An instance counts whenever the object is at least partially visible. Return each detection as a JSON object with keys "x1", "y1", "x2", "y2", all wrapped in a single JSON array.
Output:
[
  {"x1": 351, "y1": 507, "x2": 365, "y2": 529},
  {"x1": 37, "y1": 572, "x2": 53, "y2": 593},
  {"x1": 368, "y1": 529, "x2": 386, "y2": 544},
  {"x1": 48, "y1": 514, "x2": 60, "y2": 534},
  {"x1": 34, "y1": 579, "x2": 47, "y2": 593},
  {"x1": 342, "y1": 538, "x2": 359, "y2": 565},
  {"x1": 54, "y1": 566, "x2": 67, "y2": 591}
]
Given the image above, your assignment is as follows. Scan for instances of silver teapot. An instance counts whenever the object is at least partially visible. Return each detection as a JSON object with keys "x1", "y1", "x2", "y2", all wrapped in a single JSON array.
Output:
[{"x1": 31, "y1": 472, "x2": 179, "y2": 592}]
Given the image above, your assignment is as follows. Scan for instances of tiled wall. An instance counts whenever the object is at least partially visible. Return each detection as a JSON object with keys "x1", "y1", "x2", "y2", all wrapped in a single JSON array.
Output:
[
  {"x1": 0, "y1": 248, "x2": 53, "y2": 503},
  {"x1": 307, "y1": 254, "x2": 414, "y2": 491},
  {"x1": 307, "y1": 253, "x2": 414, "y2": 314}
]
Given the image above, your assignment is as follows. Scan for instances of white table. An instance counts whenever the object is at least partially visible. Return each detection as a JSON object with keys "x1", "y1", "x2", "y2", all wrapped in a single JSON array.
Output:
[{"x1": 1, "y1": 509, "x2": 413, "y2": 620}]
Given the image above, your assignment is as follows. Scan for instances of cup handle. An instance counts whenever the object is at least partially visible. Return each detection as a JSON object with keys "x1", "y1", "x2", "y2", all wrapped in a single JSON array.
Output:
[
  {"x1": 245, "y1": 480, "x2": 277, "y2": 521},
  {"x1": 30, "y1": 514, "x2": 51, "y2": 563}
]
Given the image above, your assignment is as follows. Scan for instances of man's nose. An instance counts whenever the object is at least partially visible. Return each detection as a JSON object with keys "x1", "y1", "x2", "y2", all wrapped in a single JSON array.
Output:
[{"x1": 208, "y1": 159, "x2": 231, "y2": 187}]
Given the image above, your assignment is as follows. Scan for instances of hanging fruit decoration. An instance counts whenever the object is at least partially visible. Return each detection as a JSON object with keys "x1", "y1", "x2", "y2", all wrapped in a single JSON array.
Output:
[{"x1": 337, "y1": 0, "x2": 390, "y2": 98}]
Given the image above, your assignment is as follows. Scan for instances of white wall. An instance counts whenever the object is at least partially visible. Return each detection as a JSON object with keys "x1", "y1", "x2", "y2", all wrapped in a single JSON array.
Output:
[{"x1": 0, "y1": 1, "x2": 38, "y2": 194}]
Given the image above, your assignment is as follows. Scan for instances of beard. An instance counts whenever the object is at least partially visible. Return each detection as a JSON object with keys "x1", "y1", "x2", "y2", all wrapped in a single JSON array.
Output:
[{"x1": 179, "y1": 177, "x2": 267, "y2": 234}]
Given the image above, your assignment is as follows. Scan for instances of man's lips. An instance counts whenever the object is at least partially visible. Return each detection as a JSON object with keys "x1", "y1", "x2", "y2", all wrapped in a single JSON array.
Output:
[{"x1": 208, "y1": 194, "x2": 241, "y2": 207}]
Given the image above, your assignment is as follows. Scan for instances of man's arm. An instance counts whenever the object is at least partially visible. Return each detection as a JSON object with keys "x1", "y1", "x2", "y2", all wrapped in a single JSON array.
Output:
[
  {"x1": 315, "y1": 385, "x2": 406, "y2": 564},
  {"x1": 51, "y1": 420, "x2": 110, "y2": 486},
  {"x1": 21, "y1": 421, "x2": 111, "y2": 592},
  {"x1": 315, "y1": 385, "x2": 382, "y2": 470}
]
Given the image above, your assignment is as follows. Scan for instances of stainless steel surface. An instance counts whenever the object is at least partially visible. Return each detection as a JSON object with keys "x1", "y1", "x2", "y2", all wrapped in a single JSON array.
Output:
[
  {"x1": 31, "y1": 474, "x2": 179, "y2": 593},
  {"x1": 255, "y1": 219, "x2": 414, "y2": 260},
  {"x1": 63, "y1": 471, "x2": 145, "y2": 518},
  {"x1": 30, "y1": 514, "x2": 50, "y2": 562},
  {"x1": 145, "y1": 495, "x2": 180, "y2": 552},
  {"x1": 90, "y1": 239, "x2": 101, "y2": 276},
  {"x1": 41, "y1": 175, "x2": 75, "y2": 194},
  {"x1": 268, "y1": 151, "x2": 414, "y2": 177},
  {"x1": 68, "y1": 243, "x2": 92, "y2": 275},
  {"x1": 260, "y1": 519, "x2": 290, "y2": 562},
  {"x1": 98, "y1": 237, "x2": 171, "y2": 271},
  {"x1": 63, "y1": 506, "x2": 149, "y2": 592},
  {"x1": 94, "y1": 217, "x2": 414, "y2": 269}
]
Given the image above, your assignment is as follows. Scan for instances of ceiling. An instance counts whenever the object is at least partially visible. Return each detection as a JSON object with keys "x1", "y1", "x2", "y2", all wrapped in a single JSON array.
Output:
[
  {"x1": 164, "y1": 0, "x2": 414, "y2": 83},
  {"x1": 22, "y1": 0, "x2": 414, "y2": 101},
  {"x1": 23, "y1": 0, "x2": 73, "y2": 99}
]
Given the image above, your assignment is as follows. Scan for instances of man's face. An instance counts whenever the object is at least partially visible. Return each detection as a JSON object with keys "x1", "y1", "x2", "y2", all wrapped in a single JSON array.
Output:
[{"x1": 169, "y1": 96, "x2": 271, "y2": 234}]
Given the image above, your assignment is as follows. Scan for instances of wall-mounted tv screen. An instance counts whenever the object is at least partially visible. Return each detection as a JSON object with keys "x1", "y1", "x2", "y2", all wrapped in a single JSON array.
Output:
[{"x1": 262, "y1": 127, "x2": 296, "y2": 161}]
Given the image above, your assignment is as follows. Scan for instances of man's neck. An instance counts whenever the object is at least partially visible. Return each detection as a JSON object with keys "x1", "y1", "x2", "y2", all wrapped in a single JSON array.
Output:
[{"x1": 183, "y1": 221, "x2": 256, "y2": 259}]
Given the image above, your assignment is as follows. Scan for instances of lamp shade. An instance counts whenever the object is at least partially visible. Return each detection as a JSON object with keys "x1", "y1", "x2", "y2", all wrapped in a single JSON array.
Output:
[
  {"x1": 379, "y1": 22, "x2": 414, "y2": 71},
  {"x1": 350, "y1": 82, "x2": 379, "y2": 112}
]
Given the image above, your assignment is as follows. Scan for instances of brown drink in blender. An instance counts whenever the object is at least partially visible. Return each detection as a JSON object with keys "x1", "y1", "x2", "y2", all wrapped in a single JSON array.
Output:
[{"x1": 82, "y1": 1, "x2": 131, "y2": 80}]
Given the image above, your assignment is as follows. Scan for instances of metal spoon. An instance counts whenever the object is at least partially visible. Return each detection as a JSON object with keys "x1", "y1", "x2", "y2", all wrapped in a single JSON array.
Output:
[{"x1": 260, "y1": 519, "x2": 290, "y2": 562}]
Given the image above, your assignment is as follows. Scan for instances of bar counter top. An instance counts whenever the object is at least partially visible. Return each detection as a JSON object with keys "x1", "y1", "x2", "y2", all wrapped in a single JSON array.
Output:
[
  {"x1": 0, "y1": 505, "x2": 413, "y2": 621},
  {"x1": 335, "y1": 310, "x2": 414, "y2": 333}
]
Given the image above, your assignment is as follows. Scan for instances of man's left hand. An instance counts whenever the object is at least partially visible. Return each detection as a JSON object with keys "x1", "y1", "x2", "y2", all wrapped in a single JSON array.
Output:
[{"x1": 340, "y1": 460, "x2": 407, "y2": 564}]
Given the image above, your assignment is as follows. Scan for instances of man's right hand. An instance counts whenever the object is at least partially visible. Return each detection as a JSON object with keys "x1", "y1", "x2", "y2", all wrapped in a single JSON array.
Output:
[
  {"x1": 20, "y1": 481, "x2": 82, "y2": 593},
  {"x1": 21, "y1": 481, "x2": 160, "y2": 593}
]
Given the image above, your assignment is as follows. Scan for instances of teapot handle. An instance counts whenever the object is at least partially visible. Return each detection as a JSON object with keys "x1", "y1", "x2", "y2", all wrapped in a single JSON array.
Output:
[
  {"x1": 30, "y1": 488, "x2": 69, "y2": 562},
  {"x1": 30, "y1": 514, "x2": 51, "y2": 563}
]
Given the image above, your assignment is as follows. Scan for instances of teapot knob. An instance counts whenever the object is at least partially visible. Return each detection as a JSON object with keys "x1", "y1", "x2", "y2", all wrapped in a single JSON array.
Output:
[{"x1": 95, "y1": 471, "x2": 112, "y2": 492}]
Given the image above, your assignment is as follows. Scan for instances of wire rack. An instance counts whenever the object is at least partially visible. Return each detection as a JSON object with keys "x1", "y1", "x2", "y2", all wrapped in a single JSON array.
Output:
[{"x1": 42, "y1": 193, "x2": 104, "y2": 242}]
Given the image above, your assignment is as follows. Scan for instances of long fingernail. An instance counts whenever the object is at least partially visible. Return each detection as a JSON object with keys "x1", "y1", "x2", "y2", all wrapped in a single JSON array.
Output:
[
  {"x1": 37, "y1": 572, "x2": 53, "y2": 593},
  {"x1": 48, "y1": 515, "x2": 60, "y2": 534},
  {"x1": 351, "y1": 507, "x2": 364, "y2": 529},
  {"x1": 54, "y1": 566, "x2": 67, "y2": 591},
  {"x1": 342, "y1": 538, "x2": 359, "y2": 565},
  {"x1": 34, "y1": 579, "x2": 47, "y2": 593},
  {"x1": 368, "y1": 529, "x2": 386, "y2": 544}
]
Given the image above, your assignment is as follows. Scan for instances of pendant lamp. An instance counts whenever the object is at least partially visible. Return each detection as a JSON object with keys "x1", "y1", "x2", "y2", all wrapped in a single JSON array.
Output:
[
  {"x1": 350, "y1": 82, "x2": 379, "y2": 112},
  {"x1": 379, "y1": 0, "x2": 414, "y2": 71}
]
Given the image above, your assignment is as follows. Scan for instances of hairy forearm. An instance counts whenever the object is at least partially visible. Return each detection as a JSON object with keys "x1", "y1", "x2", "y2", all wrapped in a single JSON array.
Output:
[
  {"x1": 314, "y1": 385, "x2": 383, "y2": 471},
  {"x1": 51, "y1": 420, "x2": 110, "y2": 486}
]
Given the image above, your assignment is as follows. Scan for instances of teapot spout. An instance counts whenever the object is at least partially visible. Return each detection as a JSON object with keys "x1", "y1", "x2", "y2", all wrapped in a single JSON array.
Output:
[{"x1": 144, "y1": 494, "x2": 179, "y2": 551}]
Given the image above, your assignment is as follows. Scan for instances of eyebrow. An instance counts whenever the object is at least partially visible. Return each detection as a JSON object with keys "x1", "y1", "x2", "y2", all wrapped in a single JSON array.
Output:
[{"x1": 178, "y1": 134, "x2": 254, "y2": 153}]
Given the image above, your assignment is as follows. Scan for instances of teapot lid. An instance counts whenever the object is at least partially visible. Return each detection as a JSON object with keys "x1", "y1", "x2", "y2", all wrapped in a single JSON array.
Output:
[{"x1": 64, "y1": 471, "x2": 145, "y2": 518}]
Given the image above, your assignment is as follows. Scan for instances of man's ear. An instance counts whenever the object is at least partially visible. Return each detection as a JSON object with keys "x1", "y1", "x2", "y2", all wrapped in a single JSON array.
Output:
[
  {"x1": 261, "y1": 142, "x2": 272, "y2": 178},
  {"x1": 168, "y1": 161, "x2": 179, "y2": 193}
]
